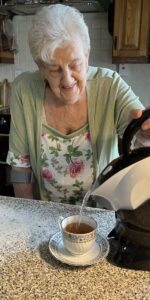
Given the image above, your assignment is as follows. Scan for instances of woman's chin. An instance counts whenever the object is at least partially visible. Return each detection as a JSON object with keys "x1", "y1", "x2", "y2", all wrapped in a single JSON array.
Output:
[
  {"x1": 61, "y1": 92, "x2": 80, "y2": 105},
  {"x1": 62, "y1": 97, "x2": 79, "y2": 105}
]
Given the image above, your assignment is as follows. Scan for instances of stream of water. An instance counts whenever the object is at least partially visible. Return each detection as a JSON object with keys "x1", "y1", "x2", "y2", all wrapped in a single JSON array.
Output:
[{"x1": 78, "y1": 190, "x2": 91, "y2": 226}]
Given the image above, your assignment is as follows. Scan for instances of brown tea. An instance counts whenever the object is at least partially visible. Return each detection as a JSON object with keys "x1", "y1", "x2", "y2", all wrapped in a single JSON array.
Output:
[{"x1": 65, "y1": 222, "x2": 94, "y2": 234}]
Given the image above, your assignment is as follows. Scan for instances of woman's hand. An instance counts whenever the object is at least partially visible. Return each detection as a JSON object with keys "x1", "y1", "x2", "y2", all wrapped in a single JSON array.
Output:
[{"x1": 129, "y1": 108, "x2": 150, "y2": 146}]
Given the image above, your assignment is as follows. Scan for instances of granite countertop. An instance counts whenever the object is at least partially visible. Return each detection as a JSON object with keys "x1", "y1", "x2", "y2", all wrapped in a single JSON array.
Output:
[{"x1": 0, "y1": 196, "x2": 150, "y2": 300}]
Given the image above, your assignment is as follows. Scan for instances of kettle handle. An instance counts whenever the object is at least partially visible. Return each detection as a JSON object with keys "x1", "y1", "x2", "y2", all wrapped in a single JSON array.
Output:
[{"x1": 122, "y1": 108, "x2": 150, "y2": 157}]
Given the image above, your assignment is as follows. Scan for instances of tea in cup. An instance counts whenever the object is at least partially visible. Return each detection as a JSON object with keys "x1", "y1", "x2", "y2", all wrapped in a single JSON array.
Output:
[{"x1": 58, "y1": 215, "x2": 97, "y2": 255}]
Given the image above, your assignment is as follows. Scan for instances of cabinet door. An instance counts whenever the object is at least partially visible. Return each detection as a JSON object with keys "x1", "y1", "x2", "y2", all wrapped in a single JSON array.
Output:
[
  {"x1": 0, "y1": 15, "x2": 14, "y2": 64},
  {"x1": 112, "y1": 0, "x2": 150, "y2": 63},
  {"x1": 148, "y1": 29, "x2": 150, "y2": 62}
]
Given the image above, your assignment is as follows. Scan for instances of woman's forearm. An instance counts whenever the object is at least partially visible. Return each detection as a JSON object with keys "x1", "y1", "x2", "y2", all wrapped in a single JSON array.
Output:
[
  {"x1": 13, "y1": 183, "x2": 34, "y2": 199},
  {"x1": 11, "y1": 167, "x2": 34, "y2": 199}
]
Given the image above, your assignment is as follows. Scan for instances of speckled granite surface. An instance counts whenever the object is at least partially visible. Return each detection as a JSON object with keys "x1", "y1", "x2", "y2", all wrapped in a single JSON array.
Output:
[{"x1": 0, "y1": 196, "x2": 150, "y2": 300}]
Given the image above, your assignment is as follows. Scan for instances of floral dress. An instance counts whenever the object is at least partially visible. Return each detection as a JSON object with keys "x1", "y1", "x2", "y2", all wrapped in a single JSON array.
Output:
[
  {"x1": 7, "y1": 114, "x2": 94, "y2": 205},
  {"x1": 41, "y1": 122, "x2": 94, "y2": 204}
]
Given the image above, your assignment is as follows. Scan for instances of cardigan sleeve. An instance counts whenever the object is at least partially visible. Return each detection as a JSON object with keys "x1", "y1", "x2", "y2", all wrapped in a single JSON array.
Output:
[
  {"x1": 8, "y1": 76, "x2": 30, "y2": 158},
  {"x1": 87, "y1": 67, "x2": 145, "y2": 176},
  {"x1": 7, "y1": 71, "x2": 44, "y2": 188},
  {"x1": 112, "y1": 72, "x2": 144, "y2": 137}
]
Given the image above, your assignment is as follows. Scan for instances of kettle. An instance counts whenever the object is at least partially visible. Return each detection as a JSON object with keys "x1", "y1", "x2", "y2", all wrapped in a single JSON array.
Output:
[
  {"x1": 91, "y1": 108, "x2": 150, "y2": 210},
  {"x1": 91, "y1": 108, "x2": 150, "y2": 270}
]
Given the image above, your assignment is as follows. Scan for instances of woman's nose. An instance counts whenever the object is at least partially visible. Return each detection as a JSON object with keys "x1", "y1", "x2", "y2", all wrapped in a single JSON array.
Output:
[{"x1": 61, "y1": 68, "x2": 73, "y2": 85}]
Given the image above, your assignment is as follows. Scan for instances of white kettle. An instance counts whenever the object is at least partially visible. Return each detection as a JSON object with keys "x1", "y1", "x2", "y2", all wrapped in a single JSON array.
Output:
[{"x1": 91, "y1": 108, "x2": 150, "y2": 211}]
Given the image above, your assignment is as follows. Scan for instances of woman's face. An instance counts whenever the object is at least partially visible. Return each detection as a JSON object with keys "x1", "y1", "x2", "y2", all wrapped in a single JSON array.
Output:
[{"x1": 41, "y1": 39, "x2": 90, "y2": 105}]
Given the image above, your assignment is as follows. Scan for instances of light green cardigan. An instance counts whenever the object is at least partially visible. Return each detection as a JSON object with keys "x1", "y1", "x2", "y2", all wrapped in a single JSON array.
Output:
[{"x1": 8, "y1": 67, "x2": 144, "y2": 200}]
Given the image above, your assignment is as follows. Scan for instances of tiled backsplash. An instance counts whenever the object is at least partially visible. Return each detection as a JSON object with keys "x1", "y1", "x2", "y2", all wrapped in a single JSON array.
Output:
[{"x1": 0, "y1": 12, "x2": 150, "y2": 107}]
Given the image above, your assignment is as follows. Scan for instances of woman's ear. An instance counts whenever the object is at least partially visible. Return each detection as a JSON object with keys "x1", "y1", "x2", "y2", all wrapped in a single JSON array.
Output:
[
  {"x1": 88, "y1": 48, "x2": 91, "y2": 57},
  {"x1": 85, "y1": 48, "x2": 91, "y2": 65},
  {"x1": 38, "y1": 62, "x2": 47, "y2": 80}
]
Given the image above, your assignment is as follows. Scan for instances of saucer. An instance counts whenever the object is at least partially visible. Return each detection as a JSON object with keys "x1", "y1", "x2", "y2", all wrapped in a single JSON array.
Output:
[{"x1": 49, "y1": 232, "x2": 110, "y2": 266}]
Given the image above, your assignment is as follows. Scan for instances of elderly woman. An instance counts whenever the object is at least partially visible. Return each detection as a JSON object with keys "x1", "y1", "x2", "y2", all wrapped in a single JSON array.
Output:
[{"x1": 7, "y1": 4, "x2": 150, "y2": 204}]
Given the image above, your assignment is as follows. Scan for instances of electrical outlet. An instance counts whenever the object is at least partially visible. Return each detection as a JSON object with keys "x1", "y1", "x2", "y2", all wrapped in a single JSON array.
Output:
[{"x1": 118, "y1": 64, "x2": 128, "y2": 76}]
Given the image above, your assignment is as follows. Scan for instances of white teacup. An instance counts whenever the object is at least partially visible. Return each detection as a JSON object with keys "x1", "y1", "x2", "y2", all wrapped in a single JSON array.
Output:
[{"x1": 58, "y1": 215, "x2": 97, "y2": 255}]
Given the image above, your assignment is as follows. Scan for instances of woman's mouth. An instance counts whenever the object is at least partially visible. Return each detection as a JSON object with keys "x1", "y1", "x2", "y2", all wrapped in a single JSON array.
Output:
[{"x1": 61, "y1": 82, "x2": 77, "y2": 90}]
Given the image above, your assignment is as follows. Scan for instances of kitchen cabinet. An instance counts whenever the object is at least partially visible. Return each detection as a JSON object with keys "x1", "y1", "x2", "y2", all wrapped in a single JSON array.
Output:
[
  {"x1": 148, "y1": 30, "x2": 150, "y2": 62},
  {"x1": 112, "y1": 0, "x2": 150, "y2": 63},
  {"x1": 0, "y1": 15, "x2": 14, "y2": 64},
  {"x1": 0, "y1": 1, "x2": 104, "y2": 15}
]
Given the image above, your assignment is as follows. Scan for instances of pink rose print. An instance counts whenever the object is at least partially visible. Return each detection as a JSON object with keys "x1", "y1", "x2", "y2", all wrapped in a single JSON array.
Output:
[
  {"x1": 41, "y1": 131, "x2": 47, "y2": 137},
  {"x1": 42, "y1": 168, "x2": 54, "y2": 182},
  {"x1": 84, "y1": 132, "x2": 91, "y2": 141},
  {"x1": 69, "y1": 160, "x2": 84, "y2": 178},
  {"x1": 20, "y1": 154, "x2": 30, "y2": 164}
]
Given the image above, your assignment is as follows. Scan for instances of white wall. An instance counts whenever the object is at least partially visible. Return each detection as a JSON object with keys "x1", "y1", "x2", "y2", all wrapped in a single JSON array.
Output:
[
  {"x1": 0, "y1": 12, "x2": 150, "y2": 107},
  {"x1": 120, "y1": 64, "x2": 150, "y2": 108}
]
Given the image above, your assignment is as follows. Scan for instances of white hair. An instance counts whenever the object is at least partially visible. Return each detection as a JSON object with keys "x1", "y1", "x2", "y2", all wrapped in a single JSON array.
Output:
[{"x1": 28, "y1": 4, "x2": 90, "y2": 64}]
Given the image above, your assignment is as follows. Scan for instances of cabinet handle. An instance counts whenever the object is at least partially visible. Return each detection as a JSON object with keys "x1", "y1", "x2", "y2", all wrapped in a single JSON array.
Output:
[{"x1": 114, "y1": 36, "x2": 117, "y2": 50}]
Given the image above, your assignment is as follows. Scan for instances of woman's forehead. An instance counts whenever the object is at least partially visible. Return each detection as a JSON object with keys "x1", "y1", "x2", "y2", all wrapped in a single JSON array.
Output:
[
  {"x1": 49, "y1": 42, "x2": 85, "y2": 64},
  {"x1": 49, "y1": 57, "x2": 82, "y2": 65}
]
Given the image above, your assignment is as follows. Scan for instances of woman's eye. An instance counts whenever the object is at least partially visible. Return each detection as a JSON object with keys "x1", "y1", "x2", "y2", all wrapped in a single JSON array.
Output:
[
  {"x1": 71, "y1": 63, "x2": 82, "y2": 70},
  {"x1": 48, "y1": 68, "x2": 62, "y2": 76},
  {"x1": 49, "y1": 69, "x2": 60, "y2": 73}
]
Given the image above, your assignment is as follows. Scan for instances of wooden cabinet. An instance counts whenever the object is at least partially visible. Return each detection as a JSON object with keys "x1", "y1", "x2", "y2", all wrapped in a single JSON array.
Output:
[
  {"x1": 112, "y1": 0, "x2": 150, "y2": 63},
  {"x1": 148, "y1": 30, "x2": 150, "y2": 62},
  {"x1": 0, "y1": 15, "x2": 14, "y2": 64}
]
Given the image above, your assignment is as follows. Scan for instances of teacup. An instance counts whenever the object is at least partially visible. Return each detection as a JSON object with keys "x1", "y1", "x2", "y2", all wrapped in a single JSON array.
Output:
[{"x1": 58, "y1": 215, "x2": 97, "y2": 255}]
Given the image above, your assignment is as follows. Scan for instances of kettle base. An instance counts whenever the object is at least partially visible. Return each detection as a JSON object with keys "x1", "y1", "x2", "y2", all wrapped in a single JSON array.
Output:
[{"x1": 107, "y1": 238, "x2": 150, "y2": 271}]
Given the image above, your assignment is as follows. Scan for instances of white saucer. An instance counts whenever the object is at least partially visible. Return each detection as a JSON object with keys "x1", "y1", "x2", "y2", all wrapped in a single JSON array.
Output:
[{"x1": 49, "y1": 232, "x2": 110, "y2": 266}]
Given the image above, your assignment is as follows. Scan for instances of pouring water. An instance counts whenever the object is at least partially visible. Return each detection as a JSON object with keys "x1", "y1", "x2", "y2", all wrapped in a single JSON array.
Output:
[{"x1": 78, "y1": 190, "x2": 91, "y2": 227}]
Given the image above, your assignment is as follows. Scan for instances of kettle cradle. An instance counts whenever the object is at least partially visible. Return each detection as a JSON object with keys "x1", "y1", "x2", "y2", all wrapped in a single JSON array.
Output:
[{"x1": 92, "y1": 108, "x2": 150, "y2": 270}]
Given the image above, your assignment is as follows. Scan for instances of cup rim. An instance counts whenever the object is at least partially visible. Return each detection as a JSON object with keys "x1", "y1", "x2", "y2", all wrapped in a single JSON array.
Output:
[{"x1": 62, "y1": 214, "x2": 97, "y2": 236}]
